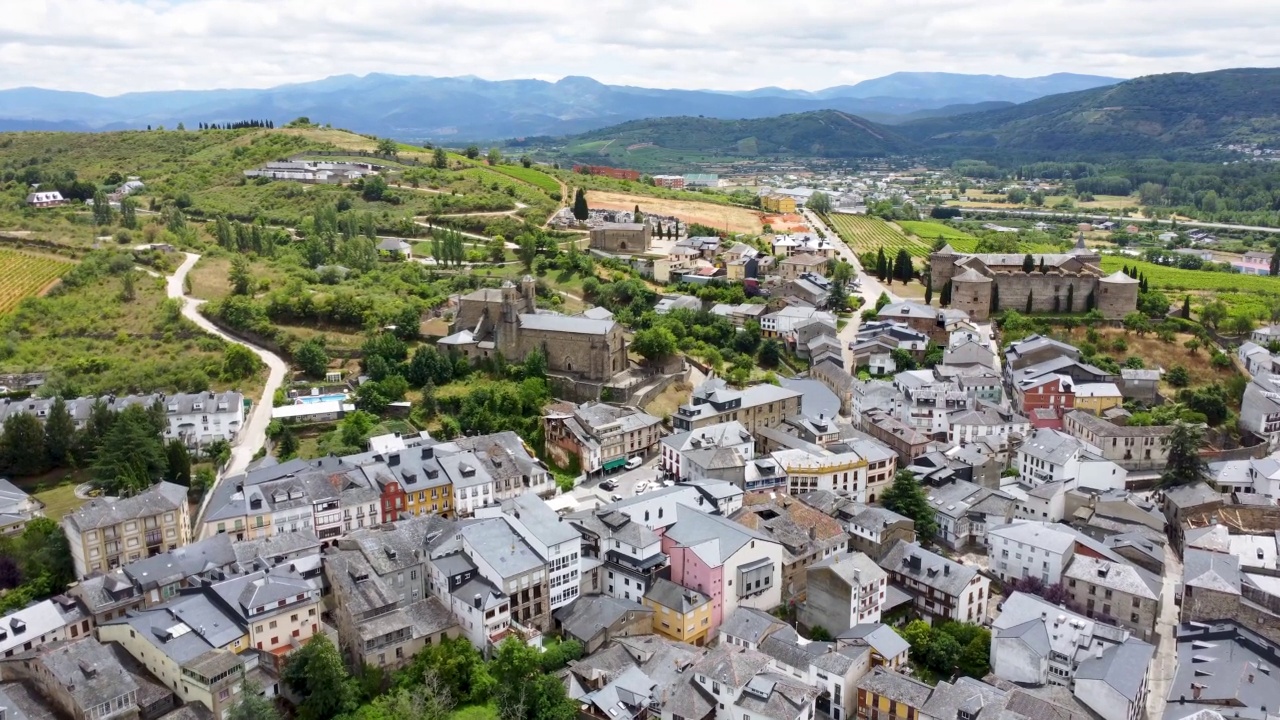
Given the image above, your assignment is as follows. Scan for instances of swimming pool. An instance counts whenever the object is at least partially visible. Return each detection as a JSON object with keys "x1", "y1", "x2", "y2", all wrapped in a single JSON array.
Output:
[{"x1": 296, "y1": 393, "x2": 348, "y2": 405}]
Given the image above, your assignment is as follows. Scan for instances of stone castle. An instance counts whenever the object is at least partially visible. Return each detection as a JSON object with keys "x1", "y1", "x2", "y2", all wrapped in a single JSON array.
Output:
[
  {"x1": 928, "y1": 239, "x2": 1138, "y2": 321},
  {"x1": 438, "y1": 276, "x2": 628, "y2": 383}
]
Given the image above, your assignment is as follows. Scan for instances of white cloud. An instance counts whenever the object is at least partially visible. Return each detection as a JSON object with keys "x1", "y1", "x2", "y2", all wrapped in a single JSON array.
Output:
[{"x1": 2, "y1": 0, "x2": 1278, "y2": 94}]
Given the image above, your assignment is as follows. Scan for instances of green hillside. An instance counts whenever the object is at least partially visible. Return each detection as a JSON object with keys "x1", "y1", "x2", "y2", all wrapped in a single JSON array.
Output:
[
  {"x1": 899, "y1": 68, "x2": 1280, "y2": 154},
  {"x1": 556, "y1": 110, "x2": 912, "y2": 166}
]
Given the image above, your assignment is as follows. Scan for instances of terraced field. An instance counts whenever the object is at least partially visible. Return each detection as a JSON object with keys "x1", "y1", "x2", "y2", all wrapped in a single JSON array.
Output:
[{"x1": 0, "y1": 250, "x2": 74, "y2": 314}]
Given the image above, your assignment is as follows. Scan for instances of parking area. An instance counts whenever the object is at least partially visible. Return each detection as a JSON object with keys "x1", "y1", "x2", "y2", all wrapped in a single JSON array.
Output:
[{"x1": 570, "y1": 455, "x2": 666, "y2": 507}]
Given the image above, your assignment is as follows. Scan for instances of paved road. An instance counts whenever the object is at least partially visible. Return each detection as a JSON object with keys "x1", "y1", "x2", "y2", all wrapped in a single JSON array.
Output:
[
  {"x1": 803, "y1": 210, "x2": 900, "y2": 372},
  {"x1": 958, "y1": 206, "x2": 1280, "y2": 234},
  {"x1": 570, "y1": 456, "x2": 665, "y2": 507},
  {"x1": 166, "y1": 253, "x2": 289, "y2": 477},
  {"x1": 1146, "y1": 539, "x2": 1185, "y2": 720}
]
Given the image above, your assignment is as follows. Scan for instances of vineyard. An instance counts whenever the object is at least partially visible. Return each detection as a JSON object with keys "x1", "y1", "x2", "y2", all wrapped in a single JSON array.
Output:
[
  {"x1": 0, "y1": 250, "x2": 73, "y2": 314},
  {"x1": 826, "y1": 214, "x2": 934, "y2": 258},
  {"x1": 897, "y1": 220, "x2": 975, "y2": 242},
  {"x1": 1098, "y1": 257, "x2": 1280, "y2": 295},
  {"x1": 483, "y1": 164, "x2": 562, "y2": 196}
]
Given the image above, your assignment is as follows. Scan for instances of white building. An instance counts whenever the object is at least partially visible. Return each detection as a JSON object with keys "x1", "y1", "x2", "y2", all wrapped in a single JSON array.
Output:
[
  {"x1": 1016, "y1": 428, "x2": 1128, "y2": 491},
  {"x1": 761, "y1": 307, "x2": 837, "y2": 343},
  {"x1": 476, "y1": 492, "x2": 581, "y2": 610},
  {"x1": 986, "y1": 520, "x2": 1082, "y2": 585},
  {"x1": 947, "y1": 406, "x2": 1031, "y2": 446},
  {"x1": 771, "y1": 448, "x2": 869, "y2": 500}
]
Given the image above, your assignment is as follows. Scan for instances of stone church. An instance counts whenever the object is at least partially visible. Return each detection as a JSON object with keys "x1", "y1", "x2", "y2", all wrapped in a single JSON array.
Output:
[
  {"x1": 438, "y1": 276, "x2": 628, "y2": 383},
  {"x1": 928, "y1": 239, "x2": 1138, "y2": 321}
]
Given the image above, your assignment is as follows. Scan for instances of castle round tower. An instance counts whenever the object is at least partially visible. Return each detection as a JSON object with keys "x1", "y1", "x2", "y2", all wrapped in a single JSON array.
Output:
[
  {"x1": 951, "y1": 267, "x2": 994, "y2": 321},
  {"x1": 928, "y1": 244, "x2": 959, "y2": 291},
  {"x1": 1097, "y1": 271, "x2": 1140, "y2": 319}
]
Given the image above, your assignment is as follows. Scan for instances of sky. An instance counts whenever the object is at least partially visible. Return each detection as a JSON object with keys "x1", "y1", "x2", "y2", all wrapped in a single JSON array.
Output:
[{"x1": 3, "y1": 0, "x2": 1279, "y2": 95}]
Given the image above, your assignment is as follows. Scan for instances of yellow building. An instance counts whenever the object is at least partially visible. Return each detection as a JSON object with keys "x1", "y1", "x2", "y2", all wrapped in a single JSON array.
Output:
[
  {"x1": 63, "y1": 481, "x2": 191, "y2": 578},
  {"x1": 761, "y1": 193, "x2": 797, "y2": 213},
  {"x1": 643, "y1": 578, "x2": 713, "y2": 647},
  {"x1": 857, "y1": 667, "x2": 932, "y2": 720},
  {"x1": 99, "y1": 596, "x2": 252, "y2": 719},
  {"x1": 1073, "y1": 383, "x2": 1124, "y2": 414}
]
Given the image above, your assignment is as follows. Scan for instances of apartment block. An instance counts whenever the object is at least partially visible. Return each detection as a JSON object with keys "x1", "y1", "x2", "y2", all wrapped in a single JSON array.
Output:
[{"x1": 63, "y1": 481, "x2": 190, "y2": 578}]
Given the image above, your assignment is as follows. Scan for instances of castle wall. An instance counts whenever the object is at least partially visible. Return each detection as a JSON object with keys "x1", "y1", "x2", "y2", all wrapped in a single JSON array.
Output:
[
  {"x1": 952, "y1": 280, "x2": 993, "y2": 321},
  {"x1": 1097, "y1": 281, "x2": 1139, "y2": 320},
  {"x1": 929, "y1": 254, "x2": 959, "y2": 291},
  {"x1": 590, "y1": 226, "x2": 651, "y2": 254},
  {"x1": 992, "y1": 272, "x2": 1098, "y2": 314}
]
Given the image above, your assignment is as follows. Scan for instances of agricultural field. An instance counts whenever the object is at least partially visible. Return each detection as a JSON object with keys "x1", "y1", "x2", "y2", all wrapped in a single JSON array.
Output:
[
  {"x1": 485, "y1": 164, "x2": 562, "y2": 196},
  {"x1": 826, "y1": 214, "x2": 933, "y2": 257},
  {"x1": 0, "y1": 249, "x2": 74, "y2": 314},
  {"x1": 585, "y1": 190, "x2": 764, "y2": 234},
  {"x1": 1099, "y1": 257, "x2": 1280, "y2": 295},
  {"x1": 897, "y1": 220, "x2": 976, "y2": 242}
]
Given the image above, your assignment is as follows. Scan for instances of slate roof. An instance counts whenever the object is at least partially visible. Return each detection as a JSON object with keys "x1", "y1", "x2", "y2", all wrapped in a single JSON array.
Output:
[
  {"x1": 691, "y1": 643, "x2": 771, "y2": 687},
  {"x1": 553, "y1": 595, "x2": 651, "y2": 643},
  {"x1": 34, "y1": 638, "x2": 138, "y2": 710},
  {"x1": 64, "y1": 481, "x2": 187, "y2": 532},
  {"x1": 519, "y1": 313, "x2": 614, "y2": 335},
  {"x1": 1076, "y1": 637, "x2": 1155, "y2": 701},
  {"x1": 836, "y1": 623, "x2": 910, "y2": 661},
  {"x1": 1183, "y1": 548, "x2": 1242, "y2": 594},
  {"x1": 922, "y1": 677, "x2": 1007, "y2": 720},
  {"x1": 720, "y1": 606, "x2": 788, "y2": 645},
  {"x1": 878, "y1": 540, "x2": 977, "y2": 597},
  {"x1": 664, "y1": 504, "x2": 774, "y2": 567},
  {"x1": 644, "y1": 578, "x2": 710, "y2": 613},
  {"x1": 1063, "y1": 555, "x2": 1159, "y2": 600},
  {"x1": 857, "y1": 666, "x2": 933, "y2": 707},
  {"x1": 1019, "y1": 428, "x2": 1082, "y2": 465},
  {"x1": 459, "y1": 517, "x2": 545, "y2": 579}
]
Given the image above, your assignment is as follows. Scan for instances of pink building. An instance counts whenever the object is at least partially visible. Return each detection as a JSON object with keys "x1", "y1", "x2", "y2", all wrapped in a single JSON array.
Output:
[
  {"x1": 660, "y1": 506, "x2": 783, "y2": 635},
  {"x1": 1233, "y1": 251, "x2": 1272, "y2": 276}
]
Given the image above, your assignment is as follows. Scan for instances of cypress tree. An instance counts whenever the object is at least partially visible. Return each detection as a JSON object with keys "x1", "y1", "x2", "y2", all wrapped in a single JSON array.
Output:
[
  {"x1": 1022, "y1": 254, "x2": 1035, "y2": 273},
  {"x1": 1086, "y1": 289, "x2": 1096, "y2": 312},
  {"x1": 1270, "y1": 246, "x2": 1280, "y2": 276},
  {"x1": 940, "y1": 280, "x2": 952, "y2": 307},
  {"x1": 990, "y1": 283, "x2": 999, "y2": 314},
  {"x1": 1038, "y1": 258, "x2": 1047, "y2": 273},
  {"x1": 1181, "y1": 295, "x2": 1191, "y2": 319},
  {"x1": 1026, "y1": 290, "x2": 1034, "y2": 314},
  {"x1": 1066, "y1": 283, "x2": 1074, "y2": 313},
  {"x1": 925, "y1": 283, "x2": 933, "y2": 306},
  {"x1": 1053, "y1": 293, "x2": 1060, "y2": 313},
  {"x1": 876, "y1": 247, "x2": 887, "y2": 281}
]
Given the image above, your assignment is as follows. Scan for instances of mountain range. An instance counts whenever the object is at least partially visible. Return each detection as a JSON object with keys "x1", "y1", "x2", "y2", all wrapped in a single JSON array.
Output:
[
  {"x1": 0, "y1": 72, "x2": 1120, "y2": 141},
  {"x1": 531, "y1": 68, "x2": 1280, "y2": 164}
]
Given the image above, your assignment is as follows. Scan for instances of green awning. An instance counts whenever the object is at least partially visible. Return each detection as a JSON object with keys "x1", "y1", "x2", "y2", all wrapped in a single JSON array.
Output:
[{"x1": 602, "y1": 457, "x2": 628, "y2": 471}]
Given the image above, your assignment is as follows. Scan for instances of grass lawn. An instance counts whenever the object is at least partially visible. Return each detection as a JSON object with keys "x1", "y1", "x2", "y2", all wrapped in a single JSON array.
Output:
[
  {"x1": 449, "y1": 704, "x2": 499, "y2": 720},
  {"x1": 35, "y1": 482, "x2": 86, "y2": 521},
  {"x1": 643, "y1": 379, "x2": 693, "y2": 420}
]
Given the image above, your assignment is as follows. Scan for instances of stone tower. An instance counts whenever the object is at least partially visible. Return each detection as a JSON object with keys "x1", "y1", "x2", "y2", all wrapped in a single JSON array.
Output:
[
  {"x1": 521, "y1": 275, "x2": 537, "y2": 313},
  {"x1": 951, "y1": 267, "x2": 994, "y2": 321},
  {"x1": 498, "y1": 280, "x2": 521, "y2": 357},
  {"x1": 1097, "y1": 271, "x2": 1140, "y2": 320},
  {"x1": 929, "y1": 244, "x2": 959, "y2": 291}
]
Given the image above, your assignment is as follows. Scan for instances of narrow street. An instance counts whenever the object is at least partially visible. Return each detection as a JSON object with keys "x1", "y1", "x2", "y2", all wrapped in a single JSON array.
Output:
[
  {"x1": 166, "y1": 253, "x2": 289, "y2": 476},
  {"x1": 1146, "y1": 542, "x2": 1184, "y2": 720},
  {"x1": 802, "y1": 210, "x2": 900, "y2": 370}
]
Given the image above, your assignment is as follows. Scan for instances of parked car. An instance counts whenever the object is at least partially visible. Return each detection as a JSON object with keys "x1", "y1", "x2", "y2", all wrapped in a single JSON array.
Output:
[
  {"x1": 600, "y1": 480, "x2": 618, "y2": 491},
  {"x1": 610, "y1": 493, "x2": 624, "y2": 503},
  {"x1": 634, "y1": 480, "x2": 649, "y2": 493},
  {"x1": 625, "y1": 456, "x2": 643, "y2": 470}
]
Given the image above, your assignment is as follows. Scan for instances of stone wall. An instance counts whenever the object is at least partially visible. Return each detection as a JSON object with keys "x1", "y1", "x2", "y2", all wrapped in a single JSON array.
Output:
[
  {"x1": 990, "y1": 271, "x2": 1098, "y2": 314},
  {"x1": 589, "y1": 225, "x2": 650, "y2": 253}
]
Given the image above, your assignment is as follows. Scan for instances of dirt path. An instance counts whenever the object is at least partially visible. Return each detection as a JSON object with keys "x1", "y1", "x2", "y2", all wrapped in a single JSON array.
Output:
[{"x1": 167, "y1": 253, "x2": 289, "y2": 502}]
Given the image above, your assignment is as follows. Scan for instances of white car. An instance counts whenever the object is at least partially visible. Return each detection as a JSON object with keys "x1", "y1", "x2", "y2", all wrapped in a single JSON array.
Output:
[
  {"x1": 625, "y1": 456, "x2": 643, "y2": 470},
  {"x1": 634, "y1": 480, "x2": 649, "y2": 494}
]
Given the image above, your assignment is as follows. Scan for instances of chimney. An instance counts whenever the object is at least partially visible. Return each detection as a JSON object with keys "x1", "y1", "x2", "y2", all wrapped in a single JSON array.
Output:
[
  {"x1": 473, "y1": 594, "x2": 482, "y2": 610},
  {"x1": 422, "y1": 447, "x2": 433, "y2": 459},
  {"x1": 1192, "y1": 686, "x2": 1202, "y2": 701},
  {"x1": 388, "y1": 454, "x2": 400, "y2": 467}
]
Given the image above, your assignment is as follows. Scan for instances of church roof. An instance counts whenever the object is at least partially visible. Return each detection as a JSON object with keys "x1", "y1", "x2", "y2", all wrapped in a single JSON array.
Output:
[
  {"x1": 1100, "y1": 271, "x2": 1139, "y2": 284},
  {"x1": 519, "y1": 314, "x2": 615, "y2": 335}
]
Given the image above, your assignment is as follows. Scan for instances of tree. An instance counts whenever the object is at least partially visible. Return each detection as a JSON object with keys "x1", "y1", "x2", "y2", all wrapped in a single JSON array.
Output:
[
  {"x1": 294, "y1": 339, "x2": 330, "y2": 378},
  {"x1": 277, "y1": 427, "x2": 300, "y2": 460},
  {"x1": 490, "y1": 637, "x2": 576, "y2": 720},
  {"x1": 632, "y1": 327, "x2": 677, "y2": 362},
  {"x1": 520, "y1": 156, "x2": 533, "y2": 168},
  {"x1": 229, "y1": 256, "x2": 254, "y2": 296},
  {"x1": 93, "y1": 404, "x2": 167, "y2": 494},
  {"x1": 464, "y1": 145, "x2": 480, "y2": 160},
  {"x1": 808, "y1": 191, "x2": 832, "y2": 214},
  {"x1": 92, "y1": 190, "x2": 114, "y2": 226},
  {"x1": 282, "y1": 635, "x2": 359, "y2": 720},
  {"x1": 876, "y1": 247, "x2": 888, "y2": 281},
  {"x1": 361, "y1": 175, "x2": 388, "y2": 202},
  {"x1": 227, "y1": 680, "x2": 280, "y2": 720},
  {"x1": 1181, "y1": 295, "x2": 1192, "y2": 319},
  {"x1": 1167, "y1": 365, "x2": 1191, "y2": 388},
  {"x1": 119, "y1": 197, "x2": 138, "y2": 229},
  {"x1": 924, "y1": 283, "x2": 933, "y2": 306},
  {"x1": 0, "y1": 412, "x2": 48, "y2": 476},
  {"x1": 1200, "y1": 299, "x2": 1228, "y2": 329},
  {"x1": 1025, "y1": 290, "x2": 1033, "y2": 314},
  {"x1": 939, "y1": 280, "x2": 951, "y2": 307},
  {"x1": 757, "y1": 339, "x2": 782, "y2": 368},
  {"x1": 165, "y1": 439, "x2": 192, "y2": 486},
  {"x1": 433, "y1": 147, "x2": 449, "y2": 169},
  {"x1": 875, "y1": 292, "x2": 892, "y2": 312},
  {"x1": 119, "y1": 269, "x2": 137, "y2": 302},
  {"x1": 881, "y1": 471, "x2": 937, "y2": 540},
  {"x1": 1065, "y1": 283, "x2": 1074, "y2": 313},
  {"x1": 1161, "y1": 422, "x2": 1207, "y2": 488},
  {"x1": 571, "y1": 188, "x2": 589, "y2": 221},
  {"x1": 486, "y1": 147, "x2": 502, "y2": 166},
  {"x1": 632, "y1": 204, "x2": 644, "y2": 224},
  {"x1": 516, "y1": 234, "x2": 538, "y2": 272},
  {"x1": 1038, "y1": 257, "x2": 1047, "y2": 273},
  {"x1": 895, "y1": 249, "x2": 913, "y2": 283},
  {"x1": 44, "y1": 398, "x2": 77, "y2": 468},
  {"x1": 376, "y1": 137, "x2": 398, "y2": 156}
]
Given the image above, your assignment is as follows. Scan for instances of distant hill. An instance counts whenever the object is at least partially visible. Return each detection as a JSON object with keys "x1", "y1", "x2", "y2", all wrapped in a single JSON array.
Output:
[
  {"x1": 815, "y1": 72, "x2": 1121, "y2": 103},
  {"x1": 880, "y1": 101, "x2": 1015, "y2": 125},
  {"x1": 547, "y1": 111, "x2": 912, "y2": 165},
  {"x1": 0, "y1": 71, "x2": 1120, "y2": 142},
  {"x1": 898, "y1": 68, "x2": 1280, "y2": 153}
]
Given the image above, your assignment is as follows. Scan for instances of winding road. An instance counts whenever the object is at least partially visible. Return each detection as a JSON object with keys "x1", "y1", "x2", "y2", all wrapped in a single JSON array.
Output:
[{"x1": 166, "y1": 253, "x2": 288, "y2": 476}]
